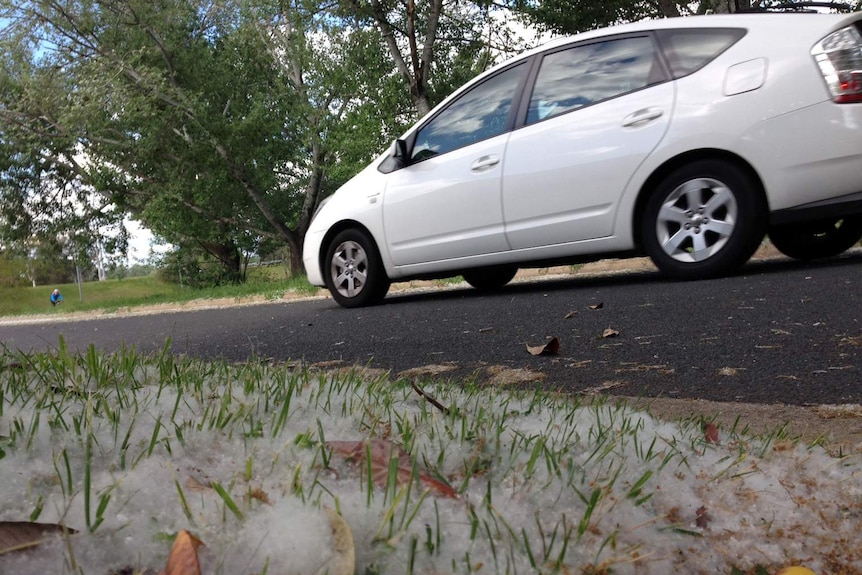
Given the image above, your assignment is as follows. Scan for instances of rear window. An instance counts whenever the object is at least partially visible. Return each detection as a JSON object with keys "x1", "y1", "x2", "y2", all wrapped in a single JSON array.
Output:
[{"x1": 656, "y1": 28, "x2": 746, "y2": 77}]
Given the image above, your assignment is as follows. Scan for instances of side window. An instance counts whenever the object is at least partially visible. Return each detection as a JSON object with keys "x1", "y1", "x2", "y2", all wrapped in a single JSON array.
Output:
[
  {"x1": 412, "y1": 63, "x2": 525, "y2": 161},
  {"x1": 527, "y1": 36, "x2": 662, "y2": 125},
  {"x1": 656, "y1": 28, "x2": 746, "y2": 77}
]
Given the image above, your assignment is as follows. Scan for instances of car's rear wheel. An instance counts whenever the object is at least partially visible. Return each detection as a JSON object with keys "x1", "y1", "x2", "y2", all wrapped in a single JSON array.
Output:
[
  {"x1": 769, "y1": 216, "x2": 862, "y2": 261},
  {"x1": 642, "y1": 159, "x2": 765, "y2": 280},
  {"x1": 462, "y1": 266, "x2": 518, "y2": 291},
  {"x1": 324, "y1": 229, "x2": 390, "y2": 308}
]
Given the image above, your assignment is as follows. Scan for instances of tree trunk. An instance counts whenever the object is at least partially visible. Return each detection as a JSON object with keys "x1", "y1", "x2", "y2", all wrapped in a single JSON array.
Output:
[
  {"x1": 198, "y1": 240, "x2": 243, "y2": 282},
  {"x1": 656, "y1": 0, "x2": 681, "y2": 17},
  {"x1": 285, "y1": 232, "x2": 304, "y2": 277}
]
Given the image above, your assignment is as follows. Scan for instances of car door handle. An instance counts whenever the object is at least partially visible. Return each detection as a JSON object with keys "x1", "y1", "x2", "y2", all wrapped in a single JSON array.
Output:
[
  {"x1": 621, "y1": 108, "x2": 664, "y2": 127},
  {"x1": 471, "y1": 155, "x2": 500, "y2": 172}
]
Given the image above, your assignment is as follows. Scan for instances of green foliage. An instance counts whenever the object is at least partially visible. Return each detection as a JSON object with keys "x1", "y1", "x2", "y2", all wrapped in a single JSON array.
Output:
[
  {"x1": 0, "y1": 0, "x2": 409, "y2": 278},
  {"x1": 506, "y1": 0, "x2": 860, "y2": 36},
  {"x1": 158, "y1": 244, "x2": 245, "y2": 289},
  {"x1": 1, "y1": 0, "x2": 536, "y2": 284}
]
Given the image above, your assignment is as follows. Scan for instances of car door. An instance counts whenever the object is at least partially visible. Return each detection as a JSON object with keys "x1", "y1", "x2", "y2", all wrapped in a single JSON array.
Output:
[
  {"x1": 502, "y1": 34, "x2": 674, "y2": 250},
  {"x1": 382, "y1": 62, "x2": 527, "y2": 268}
]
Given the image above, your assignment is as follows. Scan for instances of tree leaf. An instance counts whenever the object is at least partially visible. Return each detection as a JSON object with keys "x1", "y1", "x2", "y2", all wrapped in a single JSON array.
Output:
[
  {"x1": 695, "y1": 506, "x2": 711, "y2": 530},
  {"x1": 526, "y1": 337, "x2": 560, "y2": 356},
  {"x1": 601, "y1": 327, "x2": 619, "y2": 338},
  {"x1": 161, "y1": 530, "x2": 204, "y2": 575},
  {"x1": 0, "y1": 521, "x2": 76, "y2": 556},
  {"x1": 704, "y1": 423, "x2": 720, "y2": 444},
  {"x1": 588, "y1": 302, "x2": 604, "y2": 310},
  {"x1": 326, "y1": 440, "x2": 457, "y2": 498}
]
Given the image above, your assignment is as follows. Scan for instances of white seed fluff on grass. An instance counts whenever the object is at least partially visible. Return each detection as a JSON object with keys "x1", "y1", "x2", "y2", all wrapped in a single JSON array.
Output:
[{"x1": 0, "y1": 345, "x2": 860, "y2": 575}]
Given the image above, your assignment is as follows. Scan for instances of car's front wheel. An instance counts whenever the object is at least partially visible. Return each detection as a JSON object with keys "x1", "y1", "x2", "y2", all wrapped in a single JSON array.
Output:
[
  {"x1": 642, "y1": 159, "x2": 765, "y2": 280},
  {"x1": 462, "y1": 266, "x2": 518, "y2": 291},
  {"x1": 324, "y1": 229, "x2": 390, "y2": 308},
  {"x1": 769, "y1": 216, "x2": 862, "y2": 261}
]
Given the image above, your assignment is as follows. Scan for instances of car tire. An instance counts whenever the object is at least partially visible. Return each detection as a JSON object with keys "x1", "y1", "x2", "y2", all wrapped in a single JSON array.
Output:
[
  {"x1": 642, "y1": 159, "x2": 765, "y2": 280},
  {"x1": 462, "y1": 266, "x2": 518, "y2": 291},
  {"x1": 324, "y1": 229, "x2": 390, "y2": 308},
  {"x1": 769, "y1": 216, "x2": 862, "y2": 261}
]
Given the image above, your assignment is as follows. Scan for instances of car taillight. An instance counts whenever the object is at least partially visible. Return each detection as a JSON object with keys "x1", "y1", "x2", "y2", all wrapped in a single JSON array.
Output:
[{"x1": 812, "y1": 25, "x2": 862, "y2": 103}]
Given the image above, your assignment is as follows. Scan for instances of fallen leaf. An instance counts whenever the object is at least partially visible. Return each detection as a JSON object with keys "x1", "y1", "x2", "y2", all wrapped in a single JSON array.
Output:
[
  {"x1": 601, "y1": 327, "x2": 619, "y2": 338},
  {"x1": 564, "y1": 311, "x2": 577, "y2": 319},
  {"x1": 247, "y1": 487, "x2": 271, "y2": 505},
  {"x1": 704, "y1": 423, "x2": 720, "y2": 444},
  {"x1": 579, "y1": 380, "x2": 628, "y2": 395},
  {"x1": 326, "y1": 440, "x2": 457, "y2": 498},
  {"x1": 526, "y1": 337, "x2": 560, "y2": 356},
  {"x1": 0, "y1": 522, "x2": 76, "y2": 556},
  {"x1": 588, "y1": 303, "x2": 604, "y2": 310},
  {"x1": 695, "y1": 506, "x2": 711, "y2": 530},
  {"x1": 161, "y1": 530, "x2": 204, "y2": 575},
  {"x1": 184, "y1": 476, "x2": 212, "y2": 492},
  {"x1": 323, "y1": 507, "x2": 355, "y2": 575}
]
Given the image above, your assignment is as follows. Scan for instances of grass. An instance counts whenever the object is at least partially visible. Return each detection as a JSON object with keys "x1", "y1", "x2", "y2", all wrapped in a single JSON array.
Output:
[
  {"x1": 0, "y1": 344, "x2": 859, "y2": 575},
  {"x1": 0, "y1": 268, "x2": 319, "y2": 318}
]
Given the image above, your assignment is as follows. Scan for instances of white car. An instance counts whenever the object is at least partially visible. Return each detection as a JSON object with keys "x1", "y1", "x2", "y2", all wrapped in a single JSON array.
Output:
[{"x1": 303, "y1": 11, "x2": 862, "y2": 307}]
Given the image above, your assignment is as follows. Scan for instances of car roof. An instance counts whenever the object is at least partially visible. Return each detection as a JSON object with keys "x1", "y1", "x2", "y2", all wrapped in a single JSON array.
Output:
[{"x1": 534, "y1": 12, "x2": 862, "y2": 53}]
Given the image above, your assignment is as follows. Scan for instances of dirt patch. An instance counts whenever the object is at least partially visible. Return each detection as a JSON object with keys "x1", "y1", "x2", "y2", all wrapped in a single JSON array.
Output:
[{"x1": 621, "y1": 396, "x2": 862, "y2": 455}]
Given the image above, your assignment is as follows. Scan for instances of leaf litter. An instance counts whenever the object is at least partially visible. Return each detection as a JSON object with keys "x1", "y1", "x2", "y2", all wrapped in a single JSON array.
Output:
[{"x1": 0, "y1": 345, "x2": 860, "y2": 575}]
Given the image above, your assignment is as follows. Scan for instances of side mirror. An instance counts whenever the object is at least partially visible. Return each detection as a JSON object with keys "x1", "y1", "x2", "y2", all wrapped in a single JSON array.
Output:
[
  {"x1": 378, "y1": 139, "x2": 410, "y2": 174},
  {"x1": 393, "y1": 139, "x2": 409, "y2": 161}
]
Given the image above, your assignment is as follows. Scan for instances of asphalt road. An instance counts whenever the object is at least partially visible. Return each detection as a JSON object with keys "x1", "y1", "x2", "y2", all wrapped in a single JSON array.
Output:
[{"x1": 2, "y1": 252, "x2": 861, "y2": 407}]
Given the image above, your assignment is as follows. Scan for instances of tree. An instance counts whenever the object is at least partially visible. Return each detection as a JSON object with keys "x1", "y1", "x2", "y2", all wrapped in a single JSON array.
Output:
[
  {"x1": 507, "y1": 0, "x2": 859, "y2": 35},
  {"x1": 0, "y1": 65, "x2": 129, "y2": 286},
  {"x1": 0, "y1": 0, "x2": 406, "y2": 279},
  {"x1": 337, "y1": 0, "x2": 533, "y2": 117}
]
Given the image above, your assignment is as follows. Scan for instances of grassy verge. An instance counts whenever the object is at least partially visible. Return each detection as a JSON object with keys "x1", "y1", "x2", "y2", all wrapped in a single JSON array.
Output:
[
  {"x1": 0, "y1": 271, "x2": 318, "y2": 318},
  {"x1": 1, "y1": 343, "x2": 859, "y2": 574}
]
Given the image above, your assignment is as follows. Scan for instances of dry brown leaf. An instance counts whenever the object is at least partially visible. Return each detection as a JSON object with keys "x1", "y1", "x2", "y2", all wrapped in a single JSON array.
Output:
[
  {"x1": 161, "y1": 530, "x2": 204, "y2": 575},
  {"x1": 184, "y1": 476, "x2": 212, "y2": 492},
  {"x1": 247, "y1": 487, "x2": 271, "y2": 505},
  {"x1": 601, "y1": 327, "x2": 619, "y2": 338},
  {"x1": 695, "y1": 506, "x2": 711, "y2": 530},
  {"x1": 0, "y1": 522, "x2": 76, "y2": 556},
  {"x1": 526, "y1": 337, "x2": 560, "y2": 356},
  {"x1": 588, "y1": 303, "x2": 604, "y2": 310},
  {"x1": 326, "y1": 440, "x2": 457, "y2": 498},
  {"x1": 564, "y1": 311, "x2": 577, "y2": 319},
  {"x1": 579, "y1": 380, "x2": 628, "y2": 395},
  {"x1": 323, "y1": 507, "x2": 355, "y2": 575},
  {"x1": 704, "y1": 423, "x2": 720, "y2": 445}
]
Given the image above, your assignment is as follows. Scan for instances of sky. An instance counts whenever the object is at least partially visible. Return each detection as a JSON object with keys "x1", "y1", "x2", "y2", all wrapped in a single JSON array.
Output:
[{"x1": 124, "y1": 220, "x2": 170, "y2": 265}]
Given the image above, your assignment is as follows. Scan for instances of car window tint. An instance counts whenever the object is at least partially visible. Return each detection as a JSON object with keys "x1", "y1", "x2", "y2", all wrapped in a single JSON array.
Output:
[
  {"x1": 657, "y1": 28, "x2": 746, "y2": 77},
  {"x1": 412, "y1": 63, "x2": 525, "y2": 160},
  {"x1": 526, "y1": 36, "x2": 660, "y2": 125}
]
